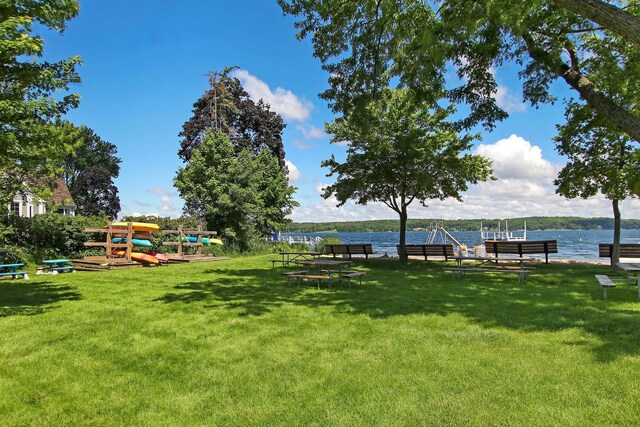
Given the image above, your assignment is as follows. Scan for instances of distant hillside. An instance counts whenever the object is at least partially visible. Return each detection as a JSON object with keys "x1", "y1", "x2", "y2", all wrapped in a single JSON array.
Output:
[{"x1": 287, "y1": 217, "x2": 640, "y2": 233}]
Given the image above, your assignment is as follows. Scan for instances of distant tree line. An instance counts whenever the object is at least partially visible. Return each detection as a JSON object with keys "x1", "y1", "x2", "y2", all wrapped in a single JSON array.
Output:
[{"x1": 287, "y1": 217, "x2": 640, "y2": 233}]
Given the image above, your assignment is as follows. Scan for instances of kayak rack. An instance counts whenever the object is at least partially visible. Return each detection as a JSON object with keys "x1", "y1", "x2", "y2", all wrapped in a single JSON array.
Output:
[
  {"x1": 162, "y1": 225, "x2": 219, "y2": 258},
  {"x1": 84, "y1": 222, "x2": 138, "y2": 262}
]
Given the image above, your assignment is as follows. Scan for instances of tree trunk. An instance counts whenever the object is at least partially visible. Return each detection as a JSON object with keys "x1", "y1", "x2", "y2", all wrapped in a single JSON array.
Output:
[
  {"x1": 612, "y1": 198, "x2": 621, "y2": 272},
  {"x1": 552, "y1": 0, "x2": 640, "y2": 47},
  {"x1": 522, "y1": 34, "x2": 640, "y2": 143},
  {"x1": 398, "y1": 205, "x2": 408, "y2": 263}
]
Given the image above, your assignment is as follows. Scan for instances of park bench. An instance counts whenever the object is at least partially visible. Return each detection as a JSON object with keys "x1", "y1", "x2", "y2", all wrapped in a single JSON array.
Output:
[
  {"x1": 598, "y1": 243, "x2": 640, "y2": 265},
  {"x1": 397, "y1": 244, "x2": 455, "y2": 261},
  {"x1": 324, "y1": 244, "x2": 374, "y2": 259},
  {"x1": 595, "y1": 274, "x2": 620, "y2": 300},
  {"x1": 484, "y1": 240, "x2": 558, "y2": 264}
]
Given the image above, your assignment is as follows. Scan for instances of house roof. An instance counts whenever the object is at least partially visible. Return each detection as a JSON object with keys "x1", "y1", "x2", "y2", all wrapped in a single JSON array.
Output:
[{"x1": 52, "y1": 177, "x2": 75, "y2": 206}]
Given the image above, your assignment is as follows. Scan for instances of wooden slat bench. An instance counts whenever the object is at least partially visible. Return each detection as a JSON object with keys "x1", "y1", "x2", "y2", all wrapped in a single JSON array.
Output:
[
  {"x1": 324, "y1": 244, "x2": 374, "y2": 259},
  {"x1": 595, "y1": 274, "x2": 619, "y2": 300},
  {"x1": 599, "y1": 243, "x2": 640, "y2": 265},
  {"x1": 397, "y1": 244, "x2": 455, "y2": 260},
  {"x1": 484, "y1": 240, "x2": 558, "y2": 264}
]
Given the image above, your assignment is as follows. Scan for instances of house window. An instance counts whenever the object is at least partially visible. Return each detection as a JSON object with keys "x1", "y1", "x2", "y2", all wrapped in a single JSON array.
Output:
[{"x1": 10, "y1": 202, "x2": 20, "y2": 216}]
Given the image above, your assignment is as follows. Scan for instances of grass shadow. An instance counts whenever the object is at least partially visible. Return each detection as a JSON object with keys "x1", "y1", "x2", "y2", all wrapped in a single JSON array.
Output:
[
  {"x1": 0, "y1": 281, "x2": 82, "y2": 317},
  {"x1": 156, "y1": 259, "x2": 640, "y2": 361}
]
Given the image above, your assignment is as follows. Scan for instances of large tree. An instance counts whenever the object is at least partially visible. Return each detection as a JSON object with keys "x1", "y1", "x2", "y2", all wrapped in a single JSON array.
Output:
[
  {"x1": 555, "y1": 103, "x2": 637, "y2": 270},
  {"x1": 551, "y1": 0, "x2": 640, "y2": 47},
  {"x1": 279, "y1": 0, "x2": 640, "y2": 143},
  {"x1": 323, "y1": 89, "x2": 492, "y2": 262},
  {"x1": 179, "y1": 67, "x2": 286, "y2": 168},
  {"x1": 64, "y1": 126, "x2": 121, "y2": 219},
  {"x1": 0, "y1": 1, "x2": 82, "y2": 206},
  {"x1": 174, "y1": 129, "x2": 297, "y2": 251}
]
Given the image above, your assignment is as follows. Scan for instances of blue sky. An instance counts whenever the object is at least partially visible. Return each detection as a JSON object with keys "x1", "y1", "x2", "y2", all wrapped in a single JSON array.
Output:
[{"x1": 40, "y1": 0, "x2": 638, "y2": 221}]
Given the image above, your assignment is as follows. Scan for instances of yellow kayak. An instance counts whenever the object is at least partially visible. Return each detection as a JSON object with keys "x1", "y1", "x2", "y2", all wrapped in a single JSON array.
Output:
[{"x1": 111, "y1": 222, "x2": 160, "y2": 232}]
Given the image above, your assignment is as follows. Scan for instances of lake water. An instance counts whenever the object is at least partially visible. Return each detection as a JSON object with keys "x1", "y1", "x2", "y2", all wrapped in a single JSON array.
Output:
[{"x1": 286, "y1": 229, "x2": 640, "y2": 262}]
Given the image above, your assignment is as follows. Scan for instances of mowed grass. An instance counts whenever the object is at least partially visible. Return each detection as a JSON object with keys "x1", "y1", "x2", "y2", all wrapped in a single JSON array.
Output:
[{"x1": 1, "y1": 256, "x2": 639, "y2": 426}]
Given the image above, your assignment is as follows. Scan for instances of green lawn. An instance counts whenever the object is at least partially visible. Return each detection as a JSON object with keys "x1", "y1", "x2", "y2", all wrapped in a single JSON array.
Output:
[{"x1": 1, "y1": 256, "x2": 639, "y2": 425}]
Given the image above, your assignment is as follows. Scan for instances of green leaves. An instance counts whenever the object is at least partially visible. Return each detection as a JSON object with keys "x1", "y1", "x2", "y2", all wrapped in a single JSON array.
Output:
[
  {"x1": 0, "y1": 1, "x2": 81, "y2": 206},
  {"x1": 174, "y1": 130, "x2": 297, "y2": 251}
]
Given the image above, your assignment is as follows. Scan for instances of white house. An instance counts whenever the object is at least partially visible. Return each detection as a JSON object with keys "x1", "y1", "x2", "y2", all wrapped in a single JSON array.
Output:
[{"x1": 9, "y1": 177, "x2": 76, "y2": 217}]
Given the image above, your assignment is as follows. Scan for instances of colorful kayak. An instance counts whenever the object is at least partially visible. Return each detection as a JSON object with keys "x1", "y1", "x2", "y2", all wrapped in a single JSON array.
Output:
[
  {"x1": 133, "y1": 232, "x2": 154, "y2": 241},
  {"x1": 180, "y1": 237, "x2": 223, "y2": 245},
  {"x1": 112, "y1": 237, "x2": 153, "y2": 247},
  {"x1": 112, "y1": 250, "x2": 160, "y2": 265},
  {"x1": 111, "y1": 222, "x2": 160, "y2": 232},
  {"x1": 146, "y1": 252, "x2": 168, "y2": 263}
]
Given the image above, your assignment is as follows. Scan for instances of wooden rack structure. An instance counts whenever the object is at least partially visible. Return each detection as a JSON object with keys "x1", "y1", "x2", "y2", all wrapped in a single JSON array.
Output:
[
  {"x1": 74, "y1": 222, "x2": 143, "y2": 270},
  {"x1": 162, "y1": 225, "x2": 219, "y2": 259}
]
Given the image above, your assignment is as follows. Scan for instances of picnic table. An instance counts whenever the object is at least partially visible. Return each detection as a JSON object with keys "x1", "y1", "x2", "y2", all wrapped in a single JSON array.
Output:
[
  {"x1": 615, "y1": 262, "x2": 640, "y2": 300},
  {"x1": 447, "y1": 256, "x2": 535, "y2": 283},
  {"x1": 37, "y1": 259, "x2": 75, "y2": 275},
  {"x1": 270, "y1": 251, "x2": 322, "y2": 268},
  {"x1": 286, "y1": 259, "x2": 353, "y2": 289},
  {"x1": 0, "y1": 263, "x2": 29, "y2": 280}
]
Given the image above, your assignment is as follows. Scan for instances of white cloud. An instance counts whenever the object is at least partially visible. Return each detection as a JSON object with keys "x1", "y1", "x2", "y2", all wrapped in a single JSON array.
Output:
[
  {"x1": 297, "y1": 124, "x2": 326, "y2": 139},
  {"x1": 287, "y1": 134, "x2": 640, "y2": 222},
  {"x1": 292, "y1": 139, "x2": 314, "y2": 150},
  {"x1": 488, "y1": 66, "x2": 526, "y2": 113},
  {"x1": 159, "y1": 196, "x2": 176, "y2": 212},
  {"x1": 146, "y1": 187, "x2": 177, "y2": 197},
  {"x1": 475, "y1": 134, "x2": 559, "y2": 182},
  {"x1": 285, "y1": 160, "x2": 301, "y2": 183},
  {"x1": 232, "y1": 69, "x2": 313, "y2": 121}
]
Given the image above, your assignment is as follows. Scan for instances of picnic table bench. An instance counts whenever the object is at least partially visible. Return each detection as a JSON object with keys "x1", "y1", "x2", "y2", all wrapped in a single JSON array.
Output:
[
  {"x1": 37, "y1": 259, "x2": 75, "y2": 275},
  {"x1": 397, "y1": 244, "x2": 455, "y2": 260},
  {"x1": 0, "y1": 263, "x2": 29, "y2": 280},
  {"x1": 484, "y1": 240, "x2": 558, "y2": 264},
  {"x1": 324, "y1": 244, "x2": 374, "y2": 259},
  {"x1": 599, "y1": 243, "x2": 640, "y2": 266},
  {"x1": 595, "y1": 274, "x2": 622, "y2": 300},
  {"x1": 446, "y1": 256, "x2": 535, "y2": 283},
  {"x1": 285, "y1": 273, "x2": 333, "y2": 289}
]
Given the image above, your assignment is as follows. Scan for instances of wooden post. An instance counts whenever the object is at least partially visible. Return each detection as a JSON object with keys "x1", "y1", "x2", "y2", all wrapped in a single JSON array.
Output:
[
  {"x1": 126, "y1": 222, "x2": 133, "y2": 261},
  {"x1": 177, "y1": 225, "x2": 183, "y2": 258},
  {"x1": 197, "y1": 225, "x2": 203, "y2": 256}
]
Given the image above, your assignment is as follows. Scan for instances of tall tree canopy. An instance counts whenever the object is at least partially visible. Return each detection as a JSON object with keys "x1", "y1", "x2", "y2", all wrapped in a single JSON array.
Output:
[
  {"x1": 64, "y1": 126, "x2": 121, "y2": 219},
  {"x1": 279, "y1": 0, "x2": 640, "y2": 143},
  {"x1": 551, "y1": 0, "x2": 640, "y2": 46},
  {"x1": 0, "y1": 0, "x2": 82, "y2": 206},
  {"x1": 323, "y1": 89, "x2": 493, "y2": 261},
  {"x1": 175, "y1": 129, "x2": 297, "y2": 251},
  {"x1": 555, "y1": 102, "x2": 638, "y2": 270},
  {"x1": 179, "y1": 67, "x2": 286, "y2": 168}
]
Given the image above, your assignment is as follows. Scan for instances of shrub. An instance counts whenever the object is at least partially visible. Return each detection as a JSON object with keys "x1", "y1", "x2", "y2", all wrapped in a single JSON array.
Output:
[{"x1": 313, "y1": 236, "x2": 341, "y2": 253}]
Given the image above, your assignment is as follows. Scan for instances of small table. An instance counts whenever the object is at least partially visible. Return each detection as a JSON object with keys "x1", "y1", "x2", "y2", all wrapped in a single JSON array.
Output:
[
  {"x1": 0, "y1": 263, "x2": 28, "y2": 280},
  {"x1": 615, "y1": 262, "x2": 640, "y2": 300},
  {"x1": 272, "y1": 251, "x2": 322, "y2": 268},
  {"x1": 293, "y1": 259, "x2": 352, "y2": 285}
]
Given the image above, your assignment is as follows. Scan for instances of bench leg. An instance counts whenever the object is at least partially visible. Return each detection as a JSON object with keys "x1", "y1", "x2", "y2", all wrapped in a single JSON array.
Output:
[{"x1": 603, "y1": 288, "x2": 608, "y2": 300}]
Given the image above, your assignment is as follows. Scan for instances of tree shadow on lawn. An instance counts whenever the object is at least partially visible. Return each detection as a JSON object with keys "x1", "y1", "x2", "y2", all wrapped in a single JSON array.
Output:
[
  {"x1": 0, "y1": 281, "x2": 81, "y2": 317},
  {"x1": 156, "y1": 260, "x2": 640, "y2": 361}
]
